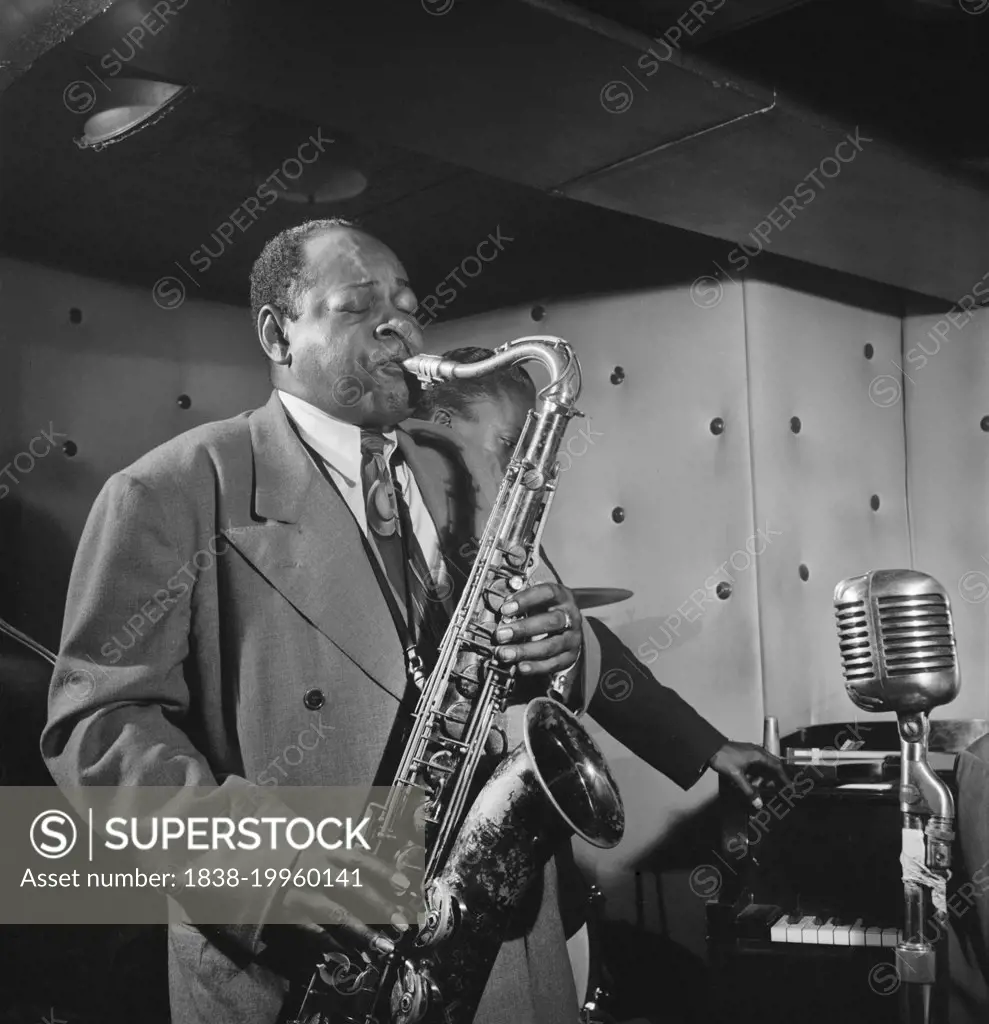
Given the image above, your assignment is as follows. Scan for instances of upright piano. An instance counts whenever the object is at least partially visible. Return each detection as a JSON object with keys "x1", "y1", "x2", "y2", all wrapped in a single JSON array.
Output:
[{"x1": 706, "y1": 720, "x2": 986, "y2": 1024}]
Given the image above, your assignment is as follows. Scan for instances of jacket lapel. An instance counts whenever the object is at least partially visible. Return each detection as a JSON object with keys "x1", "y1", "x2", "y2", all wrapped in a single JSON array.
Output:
[{"x1": 223, "y1": 392, "x2": 407, "y2": 702}]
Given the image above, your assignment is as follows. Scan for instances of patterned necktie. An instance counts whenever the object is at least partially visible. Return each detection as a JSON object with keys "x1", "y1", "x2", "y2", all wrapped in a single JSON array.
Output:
[{"x1": 359, "y1": 429, "x2": 450, "y2": 673}]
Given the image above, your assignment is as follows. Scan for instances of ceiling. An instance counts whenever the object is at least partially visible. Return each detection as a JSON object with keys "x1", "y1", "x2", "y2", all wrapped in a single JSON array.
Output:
[
  {"x1": 0, "y1": 0, "x2": 987, "y2": 318},
  {"x1": 0, "y1": 42, "x2": 724, "y2": 319}
]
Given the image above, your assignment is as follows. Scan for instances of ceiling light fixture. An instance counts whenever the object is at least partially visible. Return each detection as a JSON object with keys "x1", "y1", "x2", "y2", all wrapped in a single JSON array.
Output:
[
  {"x1": 275, "y1": 164, "x2": 368, "y2": 205},
  {"x1": 74, "y1": 77, "x2": 193, "y2": 150}
]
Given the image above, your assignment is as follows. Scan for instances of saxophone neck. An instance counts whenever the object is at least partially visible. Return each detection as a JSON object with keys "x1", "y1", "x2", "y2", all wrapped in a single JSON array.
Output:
[{"x1": 402, "y1": 336, "x2": 582, "y2": 412}]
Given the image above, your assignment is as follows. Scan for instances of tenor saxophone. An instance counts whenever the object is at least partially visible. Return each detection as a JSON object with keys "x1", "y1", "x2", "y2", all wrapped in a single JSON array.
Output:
[{"x1": 291, "y1": 337, "x2": 624, "y2": 1024}]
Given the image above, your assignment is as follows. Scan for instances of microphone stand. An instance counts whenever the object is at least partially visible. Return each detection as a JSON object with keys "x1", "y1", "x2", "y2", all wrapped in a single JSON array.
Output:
[{"x1": 895, "y1": 711, "x2": 954, "y2": 1024}]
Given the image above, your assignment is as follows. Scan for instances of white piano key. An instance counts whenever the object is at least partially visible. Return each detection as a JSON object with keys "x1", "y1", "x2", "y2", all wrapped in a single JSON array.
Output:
[
  {"x1": 848, "y1": 918, "x2": 866, "y2": 947},
  {"x1": 865, "y1": 926, "x2": 883, "y2": 947},
  {"x1": 786, "y1": 916, "x2": 810, "y2": 942},
  {"x1": 771, "y1": 915, "x2": 790, "y2": 943},
  {"x1": 817, "y1": 919, "x2": 836, "y2": 945},
  {"x1": 798, "y1": 915, "x2": 821, "y2": 944},
  {"x1": 832, "y1": 921, "x2": 852, "y2": 946},
  {"x1": 881, "y1": 928, "x2": 899, "y2": 948}
]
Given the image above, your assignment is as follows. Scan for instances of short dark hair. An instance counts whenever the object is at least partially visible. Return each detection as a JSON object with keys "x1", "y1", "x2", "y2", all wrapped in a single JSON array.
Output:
[
  {"x1": 411, "y1": 345, "x2": 536, "y2": 419},
  {"x1": 249, "y1": 217, "x2": 359, "y2": 324}
]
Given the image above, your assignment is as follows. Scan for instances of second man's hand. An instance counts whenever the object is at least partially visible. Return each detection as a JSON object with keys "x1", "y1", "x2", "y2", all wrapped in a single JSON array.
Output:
[{"x1": 708, "y1": 741, "x2": 790, "y2": 810}]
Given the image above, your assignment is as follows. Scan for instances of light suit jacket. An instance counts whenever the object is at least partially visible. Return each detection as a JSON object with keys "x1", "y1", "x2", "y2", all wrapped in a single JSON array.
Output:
[{"x1": 41, "y1": 391, "x2": 602, "y2": 1024}]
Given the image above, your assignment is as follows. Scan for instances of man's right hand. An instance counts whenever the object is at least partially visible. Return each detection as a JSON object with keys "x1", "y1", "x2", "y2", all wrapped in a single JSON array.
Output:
[{"x1": 276, "y1": 845, "x2": 417, "y2": 960}]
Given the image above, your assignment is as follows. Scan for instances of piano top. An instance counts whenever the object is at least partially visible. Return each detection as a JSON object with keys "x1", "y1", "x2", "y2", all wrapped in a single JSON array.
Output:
[{"x1": 782, "y1": 719, "x2": 989, "y2": 755}]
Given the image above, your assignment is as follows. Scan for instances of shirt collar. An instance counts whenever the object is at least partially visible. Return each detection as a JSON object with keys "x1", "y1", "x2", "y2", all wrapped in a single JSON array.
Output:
[{"x1": 277, "y1": 390, "x2": 398, "y2": 486}]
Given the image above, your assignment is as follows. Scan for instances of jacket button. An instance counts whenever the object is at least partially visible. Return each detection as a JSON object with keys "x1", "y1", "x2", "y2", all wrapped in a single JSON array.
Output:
[{"x1": 303, "y1": 688, "x2": 325, "y2": 710}]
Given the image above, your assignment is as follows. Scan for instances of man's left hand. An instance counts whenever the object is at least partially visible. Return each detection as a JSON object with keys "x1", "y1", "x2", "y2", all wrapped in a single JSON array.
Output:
[
  {"x1": 494, "y1": 582, "x2": 582, "y2": 676},
  {"x1": 708, "y1": 742, "x2": 790, "y2": 810}
]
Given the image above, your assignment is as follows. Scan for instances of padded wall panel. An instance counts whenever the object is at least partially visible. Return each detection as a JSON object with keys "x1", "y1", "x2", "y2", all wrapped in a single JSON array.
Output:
[
  {"x1": 424, "y1": 284, "x2": 764, "y2": 904},
  {"x1": 904, "y1": 307, "x2": 989, "y2": 723},
  {"x1": 0, "y1": 257, "x2": 267, "y2": 647},
  {"x1": 744, "y1": 279, "x2": 910, "y2": 732}
]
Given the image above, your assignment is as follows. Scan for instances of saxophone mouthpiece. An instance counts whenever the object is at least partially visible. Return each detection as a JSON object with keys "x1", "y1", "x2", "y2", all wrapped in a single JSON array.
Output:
[{"x1": 403, "y1": 353, "x2": 454, "y2": 385}]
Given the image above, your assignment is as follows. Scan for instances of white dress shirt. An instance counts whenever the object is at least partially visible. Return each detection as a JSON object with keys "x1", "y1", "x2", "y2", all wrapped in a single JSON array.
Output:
[{"x1": 277, "y1": 390, "x2": 444, "y2": 593}]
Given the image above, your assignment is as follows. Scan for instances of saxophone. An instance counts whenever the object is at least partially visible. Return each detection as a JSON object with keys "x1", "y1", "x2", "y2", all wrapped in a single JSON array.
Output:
[{"x1": 291, "y1": 337, "x2": 625, "y2": 1024}]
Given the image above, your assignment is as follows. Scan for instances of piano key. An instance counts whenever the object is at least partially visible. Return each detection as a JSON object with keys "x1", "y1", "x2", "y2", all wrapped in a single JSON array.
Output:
[
  {"x1": 771, "y1": 914, "x2": 790, "y2": 943},
  {"x1": 798, "y1": 915, "x2": 822, "y2": 944},
  {"x1": 763, "y1": 910, "x2": 900, "y2": 947}
]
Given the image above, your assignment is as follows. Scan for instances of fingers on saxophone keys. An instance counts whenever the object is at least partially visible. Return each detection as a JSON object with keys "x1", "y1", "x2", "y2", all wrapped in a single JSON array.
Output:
[
  {"x1": 500, "y1": 637, "x2": 578, "y2": 674},
  {"x1": 496, "y1": 610, "x2": 570, "y2": 646},
  {"x1": 500, "y1": 581, "x2": 556, "y2": 617},
  {"x1": 321, "y1": 910, "x2": 398, "y2": 957},
  {"x1": 340, "y1": 848, "x2": 410, "y2": 886},
  {"x1": 497, "y1": 621, "x2": 578, "y2": 666}
]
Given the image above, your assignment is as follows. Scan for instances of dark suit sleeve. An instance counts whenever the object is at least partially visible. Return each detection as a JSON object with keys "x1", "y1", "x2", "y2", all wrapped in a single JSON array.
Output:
[
  {"x1": 40, "y1": 472, "x2": 298, "y2": 938},
  {"x1": 947, "y1": 736, "x2": 989, "y2": 1022},
  {"x1": 584, "y1": 616, "x2": 727, "y2": 790}
]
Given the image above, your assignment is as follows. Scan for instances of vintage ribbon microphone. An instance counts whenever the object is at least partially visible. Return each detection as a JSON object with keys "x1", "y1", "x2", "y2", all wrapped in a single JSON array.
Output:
[{"x1": 833, "y1": 570, "x2": 958, "y2": 1024}]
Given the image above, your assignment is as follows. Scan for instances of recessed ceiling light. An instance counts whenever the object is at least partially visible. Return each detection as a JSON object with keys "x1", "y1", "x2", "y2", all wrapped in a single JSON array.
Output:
[
  {"x1": 75, "y1": 78, "x2": 192, "y2": 150},
  {"x1": 276, "y1": 165, "x2": 368, "y2": 205}
]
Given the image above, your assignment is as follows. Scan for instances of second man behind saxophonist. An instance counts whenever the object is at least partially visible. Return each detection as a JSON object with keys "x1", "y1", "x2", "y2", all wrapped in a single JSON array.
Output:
[{"x1": 405, "y1": 345, "x2": 787, "y2": 856}]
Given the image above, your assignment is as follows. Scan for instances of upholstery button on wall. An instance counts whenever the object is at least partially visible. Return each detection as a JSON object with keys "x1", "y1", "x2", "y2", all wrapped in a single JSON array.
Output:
[{"x1": 303, "y1": 688, "x2": 325, "y2": 710}]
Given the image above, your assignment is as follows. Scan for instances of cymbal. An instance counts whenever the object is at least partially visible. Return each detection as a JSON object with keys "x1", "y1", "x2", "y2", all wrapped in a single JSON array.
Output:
[{"x1": 571, "y1": 587, "x2": 634, "y2": 610}]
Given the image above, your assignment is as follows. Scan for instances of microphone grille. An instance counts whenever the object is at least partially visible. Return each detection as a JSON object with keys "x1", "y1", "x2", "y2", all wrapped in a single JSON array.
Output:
[
  {"x1": 875, "y1": 590, "x2": 955, "y2": 676},
  {"x1": 834, "y1": 590, "x2": 877, "y2": 687},
  {"x1": 834, "y1": 570, "x2": 959, "y2": 713}
]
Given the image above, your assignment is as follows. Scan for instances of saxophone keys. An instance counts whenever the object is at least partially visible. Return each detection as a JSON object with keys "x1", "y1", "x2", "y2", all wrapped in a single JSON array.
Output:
[
  {"x1": 394, "y1": 843, "x2": 425, "y2": 879},
  {"x1": 440, "y1": 699, "x2": 472, "y2": 737},
  {"x1": 389, "y1": 960, "x2": 431, "y2": 1024},
  {"x1": 453, "y1": 670, "x2": 481, "y2": 700},
  {"x1": 425, "y1": 749, "x2": 457, "y2": 784},
  {"x1": 485, "y1": 724, "x2": 507, "y2": 757},
  {"x1": 501, "y1": 543, "x2": 528, "y2": 569},
  {"x1": 415, "y1": 881, "x2": 460, "y2": 948}
]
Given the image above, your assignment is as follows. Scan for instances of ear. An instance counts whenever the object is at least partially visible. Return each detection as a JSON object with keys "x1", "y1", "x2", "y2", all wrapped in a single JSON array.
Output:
[
  {"x1": 431, "y1": 407, "x2": 453, "y2": 428},
  {"x1": 257, "y1": 304, "x2": 291, "y2": 366}
]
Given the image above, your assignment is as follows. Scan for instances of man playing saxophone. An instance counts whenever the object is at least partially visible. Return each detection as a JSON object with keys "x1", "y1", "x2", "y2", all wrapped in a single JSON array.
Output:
[{"x1": 41, "y1": 218, "x2": 599, "y2": 1024}]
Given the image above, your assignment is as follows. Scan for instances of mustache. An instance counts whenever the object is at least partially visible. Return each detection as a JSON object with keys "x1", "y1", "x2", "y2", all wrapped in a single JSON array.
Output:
[{"x1": 368, "y1": 352, "x2": 408, "y2": 370}]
